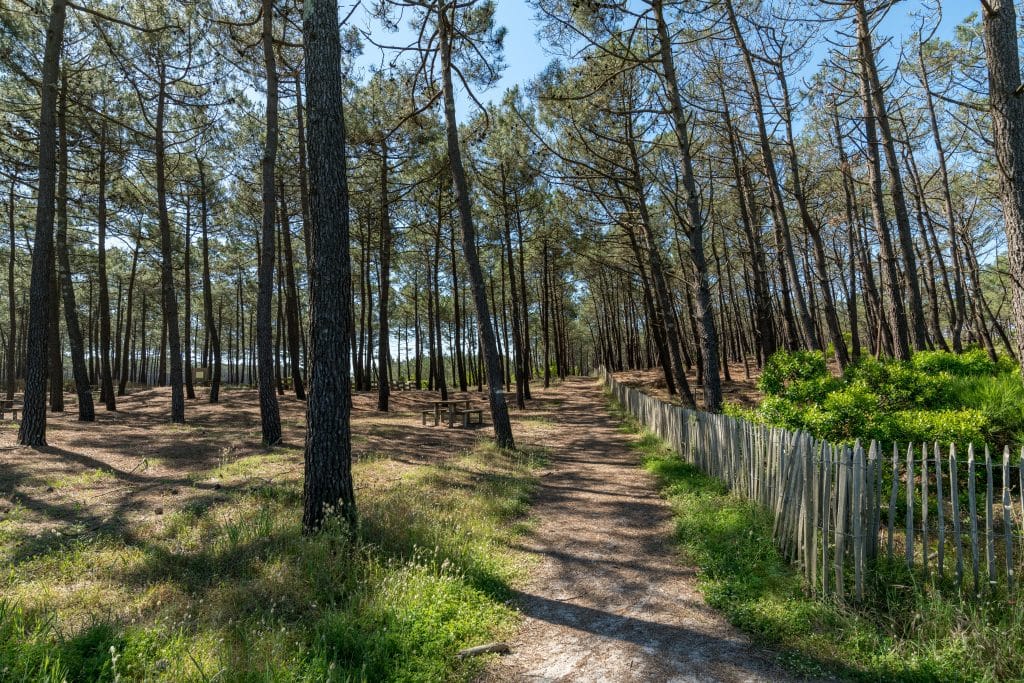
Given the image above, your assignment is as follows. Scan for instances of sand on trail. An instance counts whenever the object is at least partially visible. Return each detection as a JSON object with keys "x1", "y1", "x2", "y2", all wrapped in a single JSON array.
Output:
[{"x1": 484, "y1": 376, "x2": 799, "y2": 683}]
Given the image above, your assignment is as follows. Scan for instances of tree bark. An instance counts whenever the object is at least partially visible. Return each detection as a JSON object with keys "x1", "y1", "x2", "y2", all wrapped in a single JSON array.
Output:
[
  {"x1": 302, "y1": 0, "x2": 357, "y2": 531},
  {"x1": 981, "y1": 0, "x2": 1024, "y2": 368},
  {"x1": 96, "y1": 123, "x2": 115, "y2": 410},
  {"x1": 155, "y1": 63, "x2": 185, "y2": 422},
  {"x1": 257, "y1": 0, "x2": 282, "y2": 445},
  {"x1": 198, "y1": 159, "x2": 221, "y2": 402},
  {"x1": 6, "y1": 177, "x2": 17, "y2": 401},
  {"x1": 377, "y1": 144, "x2": 392, "y2": 411},
  {"x1": 55, "y1": 72, "x2": 93, "y2": 421},
  {"x1": 280, "y1": 179, "x2": 306, "y2": 400},
  {"x1": 19, "y1": 0, "x2": 67, "y2": 445}
]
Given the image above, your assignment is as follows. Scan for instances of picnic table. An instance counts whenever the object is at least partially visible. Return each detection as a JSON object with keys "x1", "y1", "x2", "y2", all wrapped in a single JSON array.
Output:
[
  {"x1": 0, "y1": 398, "x2": 20, "y2": 421},
  {"x1": 421, "y1": 399, "x2": 483, "y2": 428}
]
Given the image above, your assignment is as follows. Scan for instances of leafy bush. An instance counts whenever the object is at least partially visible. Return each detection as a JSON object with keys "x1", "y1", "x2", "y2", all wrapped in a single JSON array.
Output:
[
  {"x1": 784, "y1": 375, "x2": 844, "y2": 404},
  {"x1": 892, "y1": 409, "x2": 989, "y2": 447},
  {"x1": 804, "y1": 381, "x2": 892, "y2": 443},
  {"x1": 748, "y1": 350, "x2": 1024, "y2": 450},
  {"x1": 941, "y1": 373, "x2": 1024, "y2": 446},
  {"x1": 911, "y1": 349, "x2": 996, "y2": 377},
  {"x1": 756, "y1": 396, "x2": 807, "y2": 432},
  {"x1": 758, "y1": 351, "x2": 828, "y2": 397},
  {"x1": 842, "y1": 356, "x2": 943, "y2": 409}
]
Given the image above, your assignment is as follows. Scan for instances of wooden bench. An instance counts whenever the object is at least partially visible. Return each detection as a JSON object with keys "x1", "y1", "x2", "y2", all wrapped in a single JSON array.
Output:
[
  {"x1": 453, "y1": 408, "x2": 483, "y2": 428},
  {"x1": 0, "y1": 399, "x2": 20, "y2": 421},
  {"x1": 421, "y1": 409, "x2": 439, "y2": 426}
]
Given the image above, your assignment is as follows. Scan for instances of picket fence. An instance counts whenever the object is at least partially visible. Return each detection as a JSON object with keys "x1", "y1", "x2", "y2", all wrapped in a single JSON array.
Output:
[{"x1": 601, "y1": 369, "x2": 1024, "y2": 600}]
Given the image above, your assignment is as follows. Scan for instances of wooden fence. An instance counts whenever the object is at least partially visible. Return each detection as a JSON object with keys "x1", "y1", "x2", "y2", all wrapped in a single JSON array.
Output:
[{"x1": 601, "y1": 369, "x2": 1024, "y2": 600}]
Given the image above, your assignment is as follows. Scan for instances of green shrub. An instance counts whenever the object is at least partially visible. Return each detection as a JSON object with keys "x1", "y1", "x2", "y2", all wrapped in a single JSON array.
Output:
[
  {"x1": 722, "y1": 401, "x2": 758, "y2": 422},
  {"x1": 808, "y1": 381, "x2": 892, "y2": 443},
  {"x1": 892, "y1": 409, "x2": 989, "y2": 447},
  {"x1": 843, "y1": 356, "x2": 943, "y2": 410},
  {"x1": 759, "y1": 350, "x2": 828, "y2": 397},
  {"x1": 942, "y1": 373, "x2": 1024, "y2": 446},
  {"x1": 784, "y1": 375, "x2": 844, "y2": 404},
  {"x1": 756, "y1": 396, "x2": 807, "y2": 431},
  {"x1": 911, "y1": 349, "x2": 996, "y2": 377}
]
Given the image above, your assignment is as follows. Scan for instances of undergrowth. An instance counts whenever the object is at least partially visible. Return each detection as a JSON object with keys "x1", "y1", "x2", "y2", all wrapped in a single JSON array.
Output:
[
  {"x1": 609, "y1": 395, "x2": 1024, "y2": 682},
  {"x1": 729, "y1": 349, "x2": 1024, "y2": 451},
  {"x1": 0, "y1": 443, "x2": 545, "y2": 681}
]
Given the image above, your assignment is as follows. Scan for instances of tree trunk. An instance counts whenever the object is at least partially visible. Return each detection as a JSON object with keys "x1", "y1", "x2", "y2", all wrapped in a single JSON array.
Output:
[
  {"x1": 19, "y1": 0, "x2": 66, "y2": 445},
  {"x1": 118, "y1": 243, "x2": 139, "y2": 396},
  {"x1": 198, "y1": 159, "x2": 221, "y2": 402},
  {"x1": 155, "y1": 64, "x2": 185, "y2": 422},
  {"x1": 302, "y1": 0, "x2": 357, "y2": 531},
  {"x1": 6, "y1": 177, "x2": 17, "y2": 401},
  {"x1": 257, "y1": 0, "x2": 282, "y2": 445},
  {"x1": 722, "y1": 0, "x2": 816, "y2": 353},
  {"x1": 856, "y1": 0, "x2": 928, "y2": 352},
  {"x1": 96, "y1": 124, "x2": 115, "y2": 410},
  {"x1": 280, "y1": 179, "x2": 306, "y2": 400},
  {"x1": 55, "y1": 73, "x2": 93, "y2": 421},
  {"x1": 652, "y1": 0, "x2": 721, "y2": 410},
  {"x1": 377, "y1": 144, "x2": 392, "y2": 411},
  {"x1": 437, "y1": 0, "x2": 513, "y2": 447},
  {"x1": 857, "y1": 35, "x2": 911, "y2": 360},
  {"x1": 184, "y1": 191, "x2": 196, "y2": 400},
  {"x1": 981, "y1": 0, "x2": 1024, "y2": 368}
]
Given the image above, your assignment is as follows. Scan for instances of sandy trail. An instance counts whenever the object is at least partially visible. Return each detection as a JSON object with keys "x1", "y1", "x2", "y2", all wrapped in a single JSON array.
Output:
[{"x1": 485, "y1": 377, "x2": 797, "y2": 682}]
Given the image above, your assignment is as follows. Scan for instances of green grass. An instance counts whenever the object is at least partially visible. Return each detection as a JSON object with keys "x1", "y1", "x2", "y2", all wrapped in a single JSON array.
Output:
[
  {"x1": 0, "y1": 443, "x2": 543, "y2": 682},
  {"x1": 46, "y1": 468, "x2": 116, "y2": 490},
  {"x1": 610, "y1": 395, "x2": 1024, "y2": 682}
]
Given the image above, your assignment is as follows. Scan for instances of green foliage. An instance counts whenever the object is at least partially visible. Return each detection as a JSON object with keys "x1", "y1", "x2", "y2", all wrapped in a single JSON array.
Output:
[
  {"x1": 749, "y1": 350, "x2": 1024, "y2": 450},
  {"x1": 911, "y1": 349, "x2": 996, "y2": 377},
  {"x1": 758, "y1": 350, "x2": 827, "y2": 397},
  {"x1": 0, "y1": 446, "x2": 541, "y2": 681},
  {"x1": 892, "y1": 409, "x2": 989, "y2": 447},
  {"x1": 941, "y1": 373, "x2": 1024, "y2": 445},
  {"x1": 843, "y1": 357, "x2": 942, "y2": 409},
  {"x1": 630, "y1": 422, "x2": 1024, "y2": 682},
  {"x1": 801, "y1": 382, "x2": 891, "y2": 443}
]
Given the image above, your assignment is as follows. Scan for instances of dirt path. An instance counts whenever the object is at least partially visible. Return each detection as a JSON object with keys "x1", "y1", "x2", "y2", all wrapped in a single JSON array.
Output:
[{"x1": 486, "y1": 377, "x2": 798, "y2": 682}]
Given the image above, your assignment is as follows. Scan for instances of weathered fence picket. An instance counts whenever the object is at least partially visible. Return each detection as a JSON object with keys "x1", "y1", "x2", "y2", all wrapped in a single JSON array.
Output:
[{"x1": 600, "y1": 369, "x2": 1024, "y2": 601}]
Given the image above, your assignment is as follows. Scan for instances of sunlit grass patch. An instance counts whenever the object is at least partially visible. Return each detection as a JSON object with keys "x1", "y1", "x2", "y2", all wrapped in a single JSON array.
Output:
[
  {"x1": 46, "y1": 468, "x2": 116, "y2": 490},
  {"x1": 191, "y1": 448, "x2": 300, "y2": 482},
  {"x1": 0, "y1": 441, "x2": 543, "y2": 681}
]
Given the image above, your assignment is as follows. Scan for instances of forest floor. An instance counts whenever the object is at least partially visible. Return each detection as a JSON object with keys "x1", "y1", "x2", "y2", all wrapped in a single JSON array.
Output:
[
  {"x1": 0, "y1": 377, "x2": 796, "y2": 680},
  {"x1": 0, "y1": 385, "x2": 505, "y2": 546},
  {"x1": 483, "y1": 377, "x2": 796, "y2": 682},
  {"x1": 615, "y1": 361, "x2": 763, "y2": 408}
]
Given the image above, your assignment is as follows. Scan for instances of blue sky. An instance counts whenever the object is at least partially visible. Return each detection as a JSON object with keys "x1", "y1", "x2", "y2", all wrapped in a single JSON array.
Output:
[
  {"x1": 356, "y1": 0, "x2": 978, "y2": 111},
  {"x1": 353, "y1": 1, "x2": 977, "y2": 108}
]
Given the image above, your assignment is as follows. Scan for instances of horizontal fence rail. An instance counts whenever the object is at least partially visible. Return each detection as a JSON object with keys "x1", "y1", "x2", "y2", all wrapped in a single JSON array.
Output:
[{"x1": 601, "y1": 369, "x2": 1024, "y2": 600}]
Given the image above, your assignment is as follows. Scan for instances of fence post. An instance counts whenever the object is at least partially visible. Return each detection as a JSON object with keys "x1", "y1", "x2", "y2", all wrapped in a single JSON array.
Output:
[
  {"x1": 922, "y1": 443, "x2": 929, "y2": 581},
  {"x1": 985, "y1": 446, "x2": 996, "y2": 590},
  {"x1": 853, "y1": 441, "x2": 865, "y2": 601},
  {"x1": 906, "y1": 443, "x2": 915, "y2": 570},
  {"x1": 950, "y1": 444, "x2": 964, "y2": 589},
  {"x1": 835, "y1": 446, "x2": 849, "y2": 601},
  {"x1": 888, "y1": 443, "x2": 898, "y2": 560},
  {"x1": 935, "y1": 442, "x2": 945, "y2": 581},
  {"x1": 822, "y1": 443, "x2": 832, "y2": 597},
  {"x1": 1003, "y1": 446, "x2": 1014, "y2": 592},
  {"x1": 968, "y1": 444, "x2": 980, "y2": 594}
]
